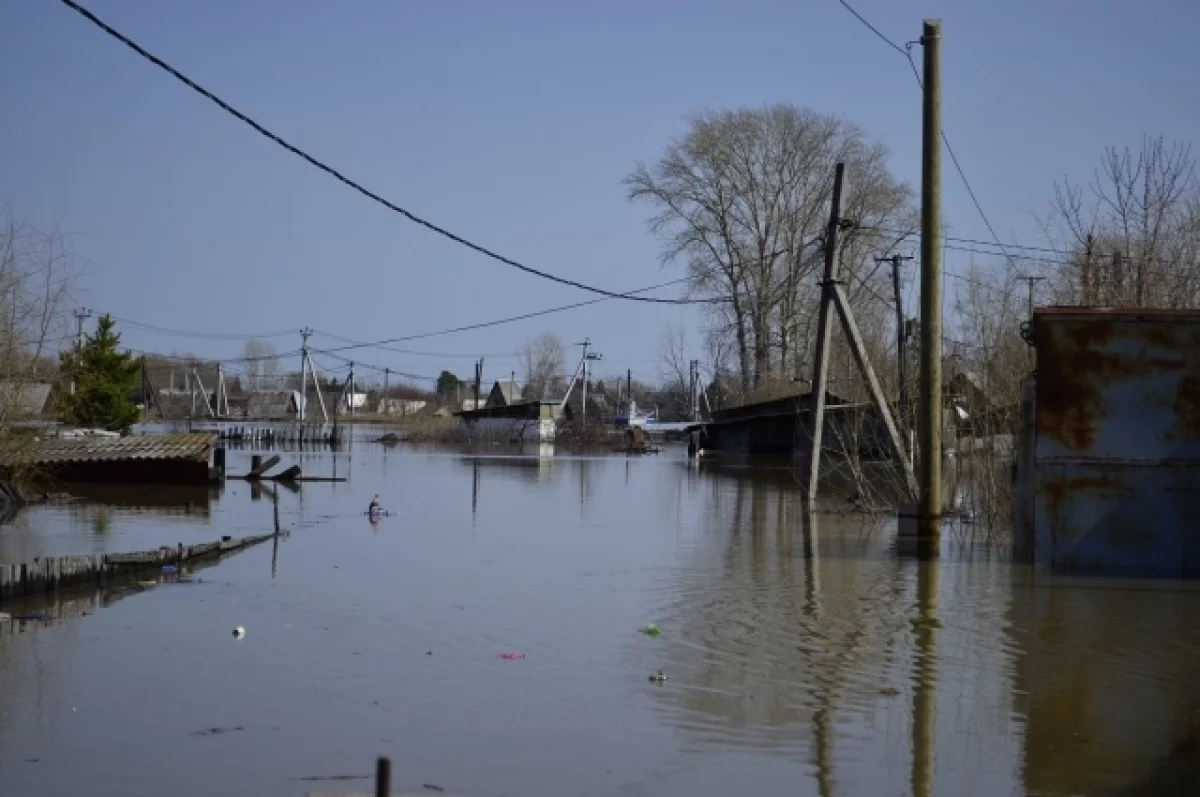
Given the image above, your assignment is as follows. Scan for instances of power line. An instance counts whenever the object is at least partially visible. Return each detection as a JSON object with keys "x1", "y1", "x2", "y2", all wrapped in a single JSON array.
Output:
[
  {"x1": 130, "y1": 346, "x2": 302, "y2": 365},
  {"x1": 313, "y1": 277, "x2": 692, "y2": 355},
  {"x1": 833, "y1": 1, "x2": 1017, "y2": 266},
  {"x1": 836, "y1": 0, "x2": 907, "y2": 56},
  {"x1": 310, "y1": 329, "x2": 517, "y2": 359},
  {"x1": 58, "y1": 0, "x2": 718, "y2": 307},
  {"x1": 109, "y1": 315, "x2": 299, "y2": 340}
]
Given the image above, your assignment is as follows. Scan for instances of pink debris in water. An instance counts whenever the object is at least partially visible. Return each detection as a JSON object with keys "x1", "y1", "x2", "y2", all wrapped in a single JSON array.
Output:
[{"x1": 498, "y1": 652, "x2": 525, "y2": 660}]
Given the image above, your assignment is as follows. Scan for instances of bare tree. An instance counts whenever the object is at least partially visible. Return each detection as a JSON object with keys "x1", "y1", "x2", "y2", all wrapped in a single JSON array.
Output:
[
  {"x1": 520, "y1": 332, "x2": 565, "y2": 400},
  {"x1": 243, "y1": 338, "x2": 278, "y2": 390},
  {"x1": 658, "y1": 323, "x2": 691, "y2": 418},
  {"x1": 1044, "y1": 136, "x2": 1200, "y2": 308},
  {"x1": 0, "y1": 209, "x2": 83, "y2": 480},
  {"x1": 626, "y1": 104, "x2": 915, "y2": 394}
]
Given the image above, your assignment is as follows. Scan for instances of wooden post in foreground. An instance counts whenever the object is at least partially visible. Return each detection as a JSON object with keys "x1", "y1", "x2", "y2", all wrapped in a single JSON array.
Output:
[{"x1": 918, "y1": 18, "x2": 943, "y2": 551}]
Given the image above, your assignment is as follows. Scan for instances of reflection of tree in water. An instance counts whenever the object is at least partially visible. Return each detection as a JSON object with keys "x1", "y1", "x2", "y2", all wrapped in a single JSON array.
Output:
[
  {"x1": 1011, "y1": 581, "x2": 1200, "y2": 796},
  {"x1": 639, "y1": 469, "x2": 913, "y2": 771}
]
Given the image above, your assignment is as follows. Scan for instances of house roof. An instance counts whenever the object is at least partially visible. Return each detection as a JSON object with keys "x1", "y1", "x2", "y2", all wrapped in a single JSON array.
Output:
[
  {"x1": 247, "y1": 390, "x2": 300, "y2": 417},
  {"x1": 0, "y1": 381, "x2": 53, "y2": 417},
  {"x1": 487, "y1": 379, "x2": 522, "y2": 407},
  {"x1": 17, "y1": 433, "x2": 216, "y2": 466}
]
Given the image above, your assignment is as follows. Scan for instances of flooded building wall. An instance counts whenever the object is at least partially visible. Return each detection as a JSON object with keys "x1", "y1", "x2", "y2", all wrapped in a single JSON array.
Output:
[{"x1": 1017, "y1": 308, "x2": 1200, "y2": 576}]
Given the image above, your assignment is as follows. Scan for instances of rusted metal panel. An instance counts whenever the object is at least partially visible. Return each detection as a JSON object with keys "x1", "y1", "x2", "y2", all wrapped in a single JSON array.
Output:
[
  {"x1": 1034, "y1": 310, "x2": 1200, "y2": 461},
  {"x1": 1034, "y1": 461, "x2": 1200, "y2": 577},
  {"x1": 1028, "y1": 309, "x2": 1200, "y2": 576}
]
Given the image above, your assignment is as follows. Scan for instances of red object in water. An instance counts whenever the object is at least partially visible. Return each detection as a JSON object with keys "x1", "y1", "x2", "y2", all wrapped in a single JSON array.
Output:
[{"x1": 498, "y1": 652, "x2": 525, "y2": 660}]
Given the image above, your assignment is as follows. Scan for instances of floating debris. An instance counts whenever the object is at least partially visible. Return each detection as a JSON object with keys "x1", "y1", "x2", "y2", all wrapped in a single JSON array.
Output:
[
  {"x1": 879, "y1": 686, "x2": 900, "y2": 697},
  {"x1": 192, "y1": 725, "x2": 244, "y2": 736},
  {"x1": 498, "y1": 652, "x2": 525, "y2": 660},
  {"x1": 423, "y1": 785, "x2": 446, "y2": 793},
  {"x1": 638, "y1": 624, "x2": 661, "y2": 637},
  {"x1": 649, "y1": 671, "x2": 668, "y2": 683},
  {"x1": 232, "y1": 626, "x2": 246, "y2": 639}
]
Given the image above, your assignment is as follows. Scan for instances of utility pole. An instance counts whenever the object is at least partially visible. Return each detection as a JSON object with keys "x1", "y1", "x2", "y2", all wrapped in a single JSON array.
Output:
[
  {"x1": 688, "y1": 359, "x2": 701, "y2": 421},
  {"x1": 1082, "y1": 234, "x2": 1095, "y2": 305},
  {"x1": 805, "y1": 164, "x2": 846, "y2": 501},
  {"x1": 71, "y1": 308, "x2": 92, "y2": 395},
  {"x1": 582, "y1": 340, "x2": 589, "y2": 426},
  {"x1": 1019, "y1": 275, "x2": 1045, "y2": 321},
  {"x1": 879, "y1": 254, "x2": 914, "y2": 419},
  {"x1": 918, "y1": 18, "x2": 943, "y2": 549},
  {"x1": 1134, "y1": 249, "x2": 1144, "y2": 307},
  {"x1": 382, "y1": 367, "x2": 389, "y2": 416},
  {"x1": 299, "y1": 328, "x2": 312, "y2": 421},
  {"x1": 807, "y1": 164, "x2": 918, "y2": 502},
  {"x1": 347, "y1": 362, "x2": 356, "y2": 417}
]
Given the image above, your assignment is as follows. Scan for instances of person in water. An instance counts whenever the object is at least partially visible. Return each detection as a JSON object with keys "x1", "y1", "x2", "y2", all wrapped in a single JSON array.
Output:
[{"x1": 368, "y1": 494, "x2": 382, "y2": 514}]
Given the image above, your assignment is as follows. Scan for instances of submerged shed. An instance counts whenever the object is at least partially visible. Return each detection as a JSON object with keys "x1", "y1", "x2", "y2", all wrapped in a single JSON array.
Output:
[{"x1": 7, "y1": 433, "x2": 219, "y2": 485}]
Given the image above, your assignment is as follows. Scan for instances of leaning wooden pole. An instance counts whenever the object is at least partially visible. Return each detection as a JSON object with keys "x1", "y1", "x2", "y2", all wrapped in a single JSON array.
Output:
[
  {"x1": 918, "y1": 19, "x2": 943, "y2": 549},
  {"x1": 805, "y1": 162, "x2": 846, "y2": 501}
]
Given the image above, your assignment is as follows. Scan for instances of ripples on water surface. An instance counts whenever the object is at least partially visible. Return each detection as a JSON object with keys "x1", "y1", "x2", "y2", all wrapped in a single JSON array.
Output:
[{"x1": 1, "y1": 443, "x2": 1198, "y2": 797}]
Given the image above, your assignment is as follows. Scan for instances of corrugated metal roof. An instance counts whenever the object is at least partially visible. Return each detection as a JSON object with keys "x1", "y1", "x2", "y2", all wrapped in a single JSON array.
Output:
[{"x1": 19, "y1": 433, "x2": 215, "y2": 465}]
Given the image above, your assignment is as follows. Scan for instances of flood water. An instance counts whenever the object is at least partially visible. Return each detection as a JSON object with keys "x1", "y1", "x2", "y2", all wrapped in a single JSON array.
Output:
[{"x1": 1, "y1": 438, "x2": 1198, "y2": 797}]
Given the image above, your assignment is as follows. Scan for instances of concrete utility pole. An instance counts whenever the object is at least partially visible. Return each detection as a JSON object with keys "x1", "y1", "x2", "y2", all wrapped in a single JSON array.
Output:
[
  {"x1": 299, "y1": 328, "x2": 312, "y2": 421},
  {"x1": 71, "y1": 308, "x2": 92, "y2": 395},
  {"x1": 582, "y1": 339, "x2": 589, "y2": 426},
  {"x1": 805, "y1": 164, "x2": 846, "y2": 502},
  {"x1": 347, "y1": 362, "x2": 356, "y2": 417},
  {"x1": 918, "y1": 18, "x2": 943, "y2": 549},
  {"x1": 807, "y1": 164, "x2": 918, "y2": 503}
]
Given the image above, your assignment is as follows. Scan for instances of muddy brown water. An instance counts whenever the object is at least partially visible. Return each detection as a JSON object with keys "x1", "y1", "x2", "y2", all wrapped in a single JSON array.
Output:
[{"x1": 1, "y1": 440, "x2": 1198, "y2": 797}]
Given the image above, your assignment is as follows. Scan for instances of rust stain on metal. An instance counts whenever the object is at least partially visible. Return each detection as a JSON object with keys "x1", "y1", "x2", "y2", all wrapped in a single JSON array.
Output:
[
  {"x1": 1039, "y1": 472, "x2": 1119, "y2": 534},
  {"x1": 1037, "y1": 317, "x2": 1187, "y2": 451}
]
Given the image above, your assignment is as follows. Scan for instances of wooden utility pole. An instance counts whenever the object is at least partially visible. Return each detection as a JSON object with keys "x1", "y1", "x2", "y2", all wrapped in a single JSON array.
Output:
[
  {"x1": 1019, "y1": 275, "x2": 1045, "y2": 321},
  {"x1": 71, "y1": 308, "x2": 92, "y2": 396},
  {"x1": 918, "y1": 18, "x2": 943, "y2": 547},
  {"x1": 382, "y1": 367, "x2": 389, "y2": 416},
  {"x1": 880, "y1": 254, "x2": 913, "y2": 416},
  {"x1": 1081, "y1": 233, "x2": 1095, "y2": 304}
]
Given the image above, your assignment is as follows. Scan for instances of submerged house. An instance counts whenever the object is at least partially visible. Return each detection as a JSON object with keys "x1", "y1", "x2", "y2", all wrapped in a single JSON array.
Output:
[
  {"x1": 1013, "y1": 307, "x2": 1200, "y2": 577},
  {"x1": 5, "y1": 433, "x2": 220, "y2": 485},
  {"x1": 697, "y1": 390, "x2": 894, "y2": 458},
  {"x1": 457, "y1": 381, "x2": 563, "y2": 442}
]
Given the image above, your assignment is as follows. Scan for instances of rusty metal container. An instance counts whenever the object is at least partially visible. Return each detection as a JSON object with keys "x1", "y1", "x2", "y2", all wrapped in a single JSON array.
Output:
[{"x1": 1026, "y1": 308, "x2": 1200, "y2": 576}]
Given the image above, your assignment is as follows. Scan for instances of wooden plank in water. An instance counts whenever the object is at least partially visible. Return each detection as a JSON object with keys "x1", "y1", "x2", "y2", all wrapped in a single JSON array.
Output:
[
  {"x1": 272, "y1": 465, "x2": 302, "y2": 482},
  {"x1": 247, "y1": 454, "x2": 281, "y2": 480}
]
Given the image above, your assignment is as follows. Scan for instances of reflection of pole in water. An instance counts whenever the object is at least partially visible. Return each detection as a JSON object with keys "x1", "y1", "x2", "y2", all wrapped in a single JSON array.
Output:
[
  {"x1": 271, "y1": 490, "x2": 280, "y2": 578},
  {"x1": 802, "y1": 508, "x2": 821, "y2": 619},
  {"x1": 802, "y1": 508, "x2": 834, "y2": 796},
  {"x1": 471, "y1": 459, "x2": 479, "y2": 524},
  {"x1": 911, "y1": 558, "x2": 940, "y2": 797}
]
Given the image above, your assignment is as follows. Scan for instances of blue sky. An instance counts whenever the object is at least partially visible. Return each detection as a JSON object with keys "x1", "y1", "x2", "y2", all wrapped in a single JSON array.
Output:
[{"x1": 3, "y1": 0, "x2": 1197, "y2": 388}]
